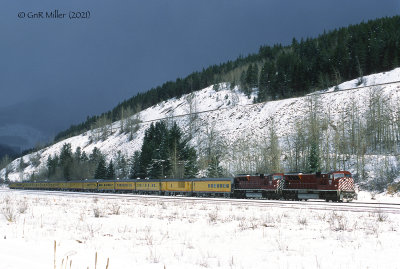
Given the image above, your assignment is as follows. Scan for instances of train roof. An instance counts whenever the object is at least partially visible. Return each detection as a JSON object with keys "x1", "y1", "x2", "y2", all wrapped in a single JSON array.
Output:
[
  {"x1": 163, "y1": 178, "x2": 233, "y2": 182},
  {"x1": 23, "y1": 178, "x2": 235, "y2": 183}
]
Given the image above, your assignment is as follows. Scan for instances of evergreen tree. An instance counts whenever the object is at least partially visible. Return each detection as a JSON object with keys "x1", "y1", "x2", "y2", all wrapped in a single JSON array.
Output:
[
  {"x1": 80, "y1": 151, "x2": 89, "y2": 163},
  {"x1": 307, "y1": 97, "x2": 321, "y2": 173},
  {"x1": 309, "y1": 140, "x2": 320, "y2": 173},
  {"x1": 115, "y1": 151, "x2": 128, "y2": 179},
  {"x1": 59, "y1": 143, "x2": 73, "y2": 180},
  {"x1": 94, "y1": 157, "x2": 107, "y2": 179},
  {"x1": 129, "y1": 151, "x2": 141, "y2": 179},
  {"x1": 182, "y1": 146, "x2": 198, "y2": 178},
  {"x1": 207, "y1": 155, "x2": 224, "y2": 178},
  {"x1": 89, "y1": 147, "x2": 103, "y2": 177},
  {"x1": 47, "y1": 155, "x2": 58, "y2": 179},
  {"x1": 89, "y1": 147, "x2": 103, "y2": 165},
  {"x1": 74, "y1": 147, "x2": 82, "y2": 162},
  {"x1": 258, "y1": 61, "x2": 276, "y2": 101},
  {"x1": 140, "y1": 122, "x2": 170, "y2": 178},
  {"x1": 106, "y1": 160, "x2": 115, "y2": 179},
  {"x1": 137, "y1": 121, "x2": 198, "y2": 179}
]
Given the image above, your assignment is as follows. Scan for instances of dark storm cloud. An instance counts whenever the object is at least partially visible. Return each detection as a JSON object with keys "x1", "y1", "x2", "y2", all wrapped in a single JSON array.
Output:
[{"x1": 0, "y1": 0, "x2": 399, "y2": 148}]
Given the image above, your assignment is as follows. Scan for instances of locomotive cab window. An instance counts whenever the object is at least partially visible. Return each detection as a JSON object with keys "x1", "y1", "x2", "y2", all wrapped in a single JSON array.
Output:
[{"x1": 334, "y1": 173, "x2": 345, "y2": 179}]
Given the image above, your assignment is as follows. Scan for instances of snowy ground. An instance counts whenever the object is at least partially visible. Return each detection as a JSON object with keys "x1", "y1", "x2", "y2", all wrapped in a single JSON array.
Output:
[{"x1": 1, "y1": 190, "x2": 400, "y2": 269}]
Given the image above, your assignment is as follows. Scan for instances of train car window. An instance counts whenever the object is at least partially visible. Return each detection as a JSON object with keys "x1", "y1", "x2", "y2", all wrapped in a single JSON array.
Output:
[
  {"x1": 334, "y1": 173, "x2": 345, "y2": 179},
  {"x1": 214, "y1": 184, "x2": 216, "y2": 188}
]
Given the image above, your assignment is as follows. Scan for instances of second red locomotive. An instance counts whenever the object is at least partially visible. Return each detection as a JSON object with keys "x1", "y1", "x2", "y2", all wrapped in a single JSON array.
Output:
[{"x1": 234, "y1": 171, "x2": 356, "y2": 202}]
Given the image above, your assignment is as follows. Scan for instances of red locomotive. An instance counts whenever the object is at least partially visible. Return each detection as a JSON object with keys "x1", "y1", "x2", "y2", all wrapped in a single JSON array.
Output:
[
  {"x1": 233, "y1": 171, "x2": 356, "y2": 202},
  {"x1": 234, "y1": 173, "x2": 284, "y2": 199}
]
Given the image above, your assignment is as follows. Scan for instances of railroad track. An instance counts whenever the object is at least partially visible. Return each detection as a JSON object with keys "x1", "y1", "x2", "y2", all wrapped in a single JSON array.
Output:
[{"x1": 2, "y1": 189, "x2": 400, "y2": 214}]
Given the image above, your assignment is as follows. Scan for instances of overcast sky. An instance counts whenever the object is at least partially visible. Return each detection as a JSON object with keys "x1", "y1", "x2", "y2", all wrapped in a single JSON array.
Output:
[{"x1": 1, "y1": 0, "x2": 399, "y2": 147}]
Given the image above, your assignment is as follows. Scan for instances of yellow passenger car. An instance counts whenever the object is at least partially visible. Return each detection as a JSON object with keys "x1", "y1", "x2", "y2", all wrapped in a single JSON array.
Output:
[
  {"x1": 192, "y1": 178, "x2": 232, "y2": 197},
  {"x1": 8, "y1": 182, "x2": 20, "y2": 189},
  {"x1": 67, "y1": 181, "x2": 84, "y2": 191},
  {"x1": 59, "y1": 182, "x2": 68, "y2": 190},
  {"x1": 48, "y1": 182, "x2": 57, "y2": 190},
  {"x1": 135, "y1": 179, "x2": 161, "y2": 194},
  {"x1": 161, "y1": 180, "x2": 193, "y2": 195},
  {"x1": 83, "y1": 180, "x2": 98, "y2": 191},
  {"x1": 115, "y1": 180, "x2": 135, "y2": 192},
  {"x1": 24, "y1": 182, "x2": 35, "y2": 189},
  {"x1": 98, "y1": 181, "x2": 115, "y2": 192}
]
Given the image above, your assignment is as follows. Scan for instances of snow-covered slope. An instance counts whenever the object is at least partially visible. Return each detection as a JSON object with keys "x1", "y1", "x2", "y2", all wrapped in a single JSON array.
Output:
[{"x1": 2, "y1": 68, "x2": 400, "y2": 183}]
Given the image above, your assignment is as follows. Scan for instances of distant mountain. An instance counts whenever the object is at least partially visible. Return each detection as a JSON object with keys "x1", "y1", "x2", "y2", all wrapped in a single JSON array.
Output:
[
  {"x1": 0, "y1": 143, "x2": 18, "y2": 159},
  {"x1": 0, "y1": 97, "x2": 89, "y2": 153}
]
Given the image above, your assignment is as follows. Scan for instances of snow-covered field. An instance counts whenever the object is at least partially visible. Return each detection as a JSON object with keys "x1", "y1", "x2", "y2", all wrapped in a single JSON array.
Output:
[{"x1": 1, "y1": 189, "x2": 400, "y2": 269}]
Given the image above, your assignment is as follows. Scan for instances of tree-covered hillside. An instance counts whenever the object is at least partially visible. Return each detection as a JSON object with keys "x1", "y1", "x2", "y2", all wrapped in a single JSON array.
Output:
[{"x1": 54, "y1": 16, "x2": 400, "y2": 142}]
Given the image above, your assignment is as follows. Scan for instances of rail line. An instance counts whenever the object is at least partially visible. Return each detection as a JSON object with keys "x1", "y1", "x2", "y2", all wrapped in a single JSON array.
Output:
[{"x1": 3, "y1": 189, "x2": 400, "y2": 215}]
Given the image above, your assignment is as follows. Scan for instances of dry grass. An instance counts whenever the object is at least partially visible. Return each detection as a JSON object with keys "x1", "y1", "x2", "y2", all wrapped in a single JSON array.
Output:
[
  {"x1": 328, "y1": 211, "x2": 348, "y2": 231},
  {"x1": 1, "y1": 196, "x2": 18, "y2": 222},
  {"x1": 297, "y1": 215, "x2": 308, "y2": 226},
  {"x1": 93, "y1": 206, "x2": 103, "y2": 218},
  {"x1": 18, "y1": 199, "x2": 29, "y2": 214},
  {"x1": 109, "y1": 203, "x2": 120, "y2": 215},
  {"x1": 375, "y1": 210, "x2": 388, "y2": 222},
  {"x1": 208, "y1": 210, "x2": 219, "y2": 224}
]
